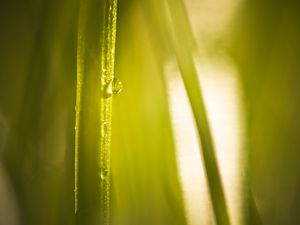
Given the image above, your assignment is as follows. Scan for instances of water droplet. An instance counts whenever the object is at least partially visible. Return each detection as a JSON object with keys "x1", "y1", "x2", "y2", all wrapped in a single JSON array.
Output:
[
  {"x1": 101, "y1": 121, "x2": 108, "y2": 136},
  {"x1": 104, "y1": 77, "x2": 123, "y2": 98},
  {"x1": 112, "y1": 78, "x2": 123, "y2": 95},
  {"x1": 100, "y1": 169, "x2": 109, "y2": 180}
]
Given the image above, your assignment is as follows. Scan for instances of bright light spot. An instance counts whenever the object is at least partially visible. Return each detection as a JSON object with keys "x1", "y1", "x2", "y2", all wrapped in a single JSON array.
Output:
[{"x1": 185, "y1": 0, "x2": 243, "y2": 42}]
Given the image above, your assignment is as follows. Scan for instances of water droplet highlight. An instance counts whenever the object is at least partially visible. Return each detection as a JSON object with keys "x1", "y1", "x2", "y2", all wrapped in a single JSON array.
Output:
[
  {"x1": 101, "y1": 121, "x2": 108, "y2": 136},
  {"x1": 100, "y1": 169, "x2": 109, "y2": 180},
  {"x1": 104, "y1": 77, "x2": 123, "y2": 98}
]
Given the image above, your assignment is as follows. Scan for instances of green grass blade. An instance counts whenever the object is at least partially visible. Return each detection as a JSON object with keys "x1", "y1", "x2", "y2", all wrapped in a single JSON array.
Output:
[
  {"x1": 110, "y1": 3, "x2": 188, "y2": 224},
  {"x1": 150, "y1": 1, "x2": 232, "y2": 224},
  {"x1": 75, "y1": 0, "x2": 118, "y2": 224}
]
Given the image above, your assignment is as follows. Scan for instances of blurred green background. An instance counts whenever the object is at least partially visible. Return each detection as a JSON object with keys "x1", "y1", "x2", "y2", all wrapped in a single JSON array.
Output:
[{"x1": 0, "y1": 0, "x2": 300, "y2": 225}]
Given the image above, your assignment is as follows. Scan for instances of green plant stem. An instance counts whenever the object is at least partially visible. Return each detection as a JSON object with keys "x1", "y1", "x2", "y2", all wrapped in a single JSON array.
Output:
[
  {"x1": 153, "y1": 1, "x2": 231, "y2": 224},
  {"x1": 75, "y1": 0, "x2": 117, "y2": 224}
]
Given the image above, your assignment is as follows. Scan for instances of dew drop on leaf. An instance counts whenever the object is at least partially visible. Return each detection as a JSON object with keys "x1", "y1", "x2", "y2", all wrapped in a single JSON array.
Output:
[
  {"x1": 100, "y1": 169, "x2": 109, "y2": 180},
  {"x1": 104, "y1": 77, "x2": 123, "y2": 98},
  {"x1": 101, "y1": 121, "x2": 108, "y2": 136}
]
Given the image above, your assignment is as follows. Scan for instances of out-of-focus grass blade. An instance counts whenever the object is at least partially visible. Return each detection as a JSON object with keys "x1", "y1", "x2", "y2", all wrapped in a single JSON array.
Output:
[
  {"x1": 110, "y1": 2, "x2": 187, "y2": 225},
  {"x1": 141, "y1": 0, "x2": 231, "y2": 224},
  {"x1": 2, "y1": 0, "x2": 78, "y2": 224}
]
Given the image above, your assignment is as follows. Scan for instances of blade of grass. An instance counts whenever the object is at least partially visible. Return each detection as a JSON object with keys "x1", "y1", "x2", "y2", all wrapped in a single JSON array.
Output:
[
  {"x1": 142, "y1": 1, "x2": 231, "y2": 224},
  {"x1": 3, "y1": 1, "x2": 77, "y2": 224},
  {"x1": 166, "y1": 7, "x2": 231, "y2": 225},
  {"x1": 75, "y1": 0, "x2": 118, "y2": 224},
  {"x1": 110, "y1": 3, "x2": 188, "y2": 224}
]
